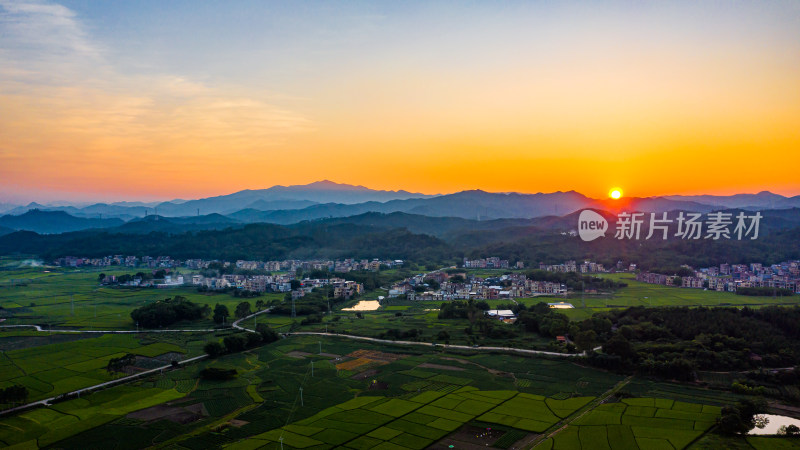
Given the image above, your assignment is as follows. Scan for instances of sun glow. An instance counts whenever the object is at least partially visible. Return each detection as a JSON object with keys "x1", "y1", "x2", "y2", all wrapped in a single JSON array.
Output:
[{"x1": 610, "y1": 188, "x2": 623, "y2": 199}]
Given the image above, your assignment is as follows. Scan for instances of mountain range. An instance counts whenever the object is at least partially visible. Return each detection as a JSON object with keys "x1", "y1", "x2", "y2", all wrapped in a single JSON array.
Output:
[{"x1": 2, "y1": 181, "x2": 800, "y2": 235}]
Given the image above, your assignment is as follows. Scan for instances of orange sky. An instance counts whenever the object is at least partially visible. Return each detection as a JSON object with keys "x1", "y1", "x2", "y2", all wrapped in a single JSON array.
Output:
[{"x1": 1, "y1": 1, "x2": 799, "y2": 202}]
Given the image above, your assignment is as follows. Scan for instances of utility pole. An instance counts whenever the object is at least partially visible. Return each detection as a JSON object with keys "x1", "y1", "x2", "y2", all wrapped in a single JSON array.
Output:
[
  {"x1": 319, "y1": 341, "x2": 322, "y2": 354},
  {"x1": 291, "y1": 297, "x2": 296, "y2": 318},
  {"x1": 299, "y1": 387, "x2": 303, "y2": 406},
  {"x1": 581, "y1": 280, "x2": 585, "y2": 309},
  {"x1": 279, "y1": 437, "x2": 284, "y2": 450}
]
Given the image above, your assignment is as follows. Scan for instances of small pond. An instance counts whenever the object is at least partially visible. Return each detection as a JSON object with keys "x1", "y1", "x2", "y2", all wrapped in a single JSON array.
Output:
[
  {"x1": 341, "y1": 300, "x2": 381, "y2": 311},
  {"x1": 748, "y1": 414, "x2": 800, "y2": 435}
]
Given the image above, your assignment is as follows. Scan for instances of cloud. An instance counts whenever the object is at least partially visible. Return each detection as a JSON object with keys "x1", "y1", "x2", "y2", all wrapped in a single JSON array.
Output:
[{"x1": 0, "y1": 0, "x2": 313, "y2": 177}]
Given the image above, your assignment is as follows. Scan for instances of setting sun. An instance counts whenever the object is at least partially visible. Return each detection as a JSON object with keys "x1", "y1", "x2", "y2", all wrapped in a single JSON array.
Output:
[{"x1": 610, "y1": 188, "x2": 623, "y2": 199}]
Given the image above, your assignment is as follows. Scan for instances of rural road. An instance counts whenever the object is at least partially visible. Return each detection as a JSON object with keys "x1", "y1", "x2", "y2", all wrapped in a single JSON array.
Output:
[
  {"x1": 231, "y1": 308, "x2": 272, "y2": 332},
  {"x1": 1, "y1": 306, "x2": 585, "y2": 418},
  {"x1": 287, "y1": 331, "x2": 585, "y2": 358}
]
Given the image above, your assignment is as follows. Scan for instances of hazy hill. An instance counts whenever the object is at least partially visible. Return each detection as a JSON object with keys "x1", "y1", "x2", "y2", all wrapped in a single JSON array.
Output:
[
  {"x1": 292, "y1": 211, "x2": 539, "y2": 237},
  {"x1": 151, "y1": 180, "x2": 434, "y2": 216},
  {"x1": 111, "y1": 214, "x2": 242, "y2": 234},
  {"x1": 664, "y1": 191, "x2": 800, "y2": 209},
  {"x1": 10, "y1": 185, "x2": 799, "y2": 222},
  {"x1": 0, "y1": 210, "x2": 124, "y2": 234}
]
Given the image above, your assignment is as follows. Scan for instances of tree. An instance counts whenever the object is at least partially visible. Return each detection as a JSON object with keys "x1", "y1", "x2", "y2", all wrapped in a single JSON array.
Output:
[
  {"x1": 0, "y1": 385, "x2": 29, "y2": 405},
  {"x1": 717, "y1": 398, "x2": 767, "y2": 435},
  {"x1": 223, "y1": 334, "x2": 248, "y2": 352},
  {"x1": 575, "y1": 330, "x2": 598, "y2": 352},
  {"x1": 107, "y1": 353, "x2": 137, "y2": 375},
  {"x1": 130, "y1": 296, "x2": 209, "y2": 328},
  {"x1": 603, "y1": 334, "x2": 636, "y2": 361},
  {"x1": 256, "y1": 323, "x2": 280, "y2": 343},
  {"x1": 255, "y1": 299, "x2": 265, "y2": 310},
  {"x1": 204, "y1": 341, "x2": 225, "y2": 358},
  {"x1": 290, "y1": 280, "x2": 301, "y2": 290},
  {"x1": 213, "y1": 303, "x2": 229, "y2": 324},
  {"x1": 780, "y1": 424, "x2": 800, "y2": 436},
  {"x1": 98, "y1": 273, "x2": 106, "y2": 282},
  {"x1": 437, "y1": 330, "x2": 450, "y2": 344},
  {"x1": 235, "y1": 301, "x2": 252, "y2": 319},
  {"x1": 200, "y1": 367, "x2": 237, "y2": 380}
]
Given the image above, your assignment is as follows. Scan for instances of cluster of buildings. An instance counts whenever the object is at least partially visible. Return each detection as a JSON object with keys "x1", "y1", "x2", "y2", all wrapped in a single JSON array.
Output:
[
  {"x1": 462, "y1": 257, "x2": 523, "y2": 269},
  {"x1": 100, "y1": 273, "x2": 185, "y2": 288},
  {"x1": 538, "y1": 260, "x2": 608, "y2": 273},
  {"x1": 192, "y1": 273, "x2": 293, "y2": 292},
  {"x1": 56, "y1": 255, "x2": 403, "y2": 273},
  {"x1": 192, "y1": 273, "x2": 364, "y2": 299},
  {"x1": 389, "y1": 271, "x2": 567, "y2": 301},
  {"x1": 293, "y1": 278, "x2": 364, "y2": 300},
  {"x1": 56, "y1": 255, "x2": 179, "y2": 268},
  {"x1": 59, "y1": 255, "x2": 378, "y2": 300},
  {"x1": 637, "y1": 260, "x2": 800, "y2": 293}
]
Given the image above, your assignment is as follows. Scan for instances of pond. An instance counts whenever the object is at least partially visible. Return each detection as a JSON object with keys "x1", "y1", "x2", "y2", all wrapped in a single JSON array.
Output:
[
  {"x1": 748, "y1": 414, "x2": 800, "y2": 435},
  {"x1": 341, "y1": 300, "x2": 381, "y2": 311}
]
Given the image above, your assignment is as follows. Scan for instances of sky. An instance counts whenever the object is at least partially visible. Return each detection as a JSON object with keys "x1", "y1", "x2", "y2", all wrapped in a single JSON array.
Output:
[{"x1": 1, "y1": 0, "x2": 799, "y2": 203}]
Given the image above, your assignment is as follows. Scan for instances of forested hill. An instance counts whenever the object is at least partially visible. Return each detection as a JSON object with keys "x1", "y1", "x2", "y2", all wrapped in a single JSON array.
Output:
[
  {"x1": 0, "y1": 223, "x2": 452, "y2": 263},
  {"x1": 1, "y1": 216, "x2": 800, "y2": 269}
]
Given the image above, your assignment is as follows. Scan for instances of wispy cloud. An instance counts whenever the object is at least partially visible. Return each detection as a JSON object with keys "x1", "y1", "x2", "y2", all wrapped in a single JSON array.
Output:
[{"x1": 0, "y1": 0, "x2": 313, "y2": 190}]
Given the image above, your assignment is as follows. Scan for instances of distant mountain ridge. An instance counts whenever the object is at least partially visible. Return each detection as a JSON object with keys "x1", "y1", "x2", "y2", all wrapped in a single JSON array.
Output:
[
  {"x1": 0, "y1": 209, "x2": 124, "y2": 234},
  {"x1": 5, "y1": 183, "x2": 800, "y2": 224},
  {"x1": 664, "y1": 191, "x2": 800, "y2": 209}
]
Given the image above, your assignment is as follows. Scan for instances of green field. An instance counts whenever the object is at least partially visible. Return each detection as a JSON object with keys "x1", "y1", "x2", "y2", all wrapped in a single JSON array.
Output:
[
  {"x1": 0, "y1": 329, "x2": 218, "y2": 403},
  {"x1": 537, "y1": 397, "x2": 721, "y2": 450},
  {"x1": 0, "y1": 332, "x2": 792, "y2": 449},
  {"x1": 559, "y1": 273, "x2": 800, "y2": 320},
  {"x1": 0, "y1": 263, "x2": 283, "y2": 330},
  {"x1": 232, "y1": 389, "x2": 591, "y2": 449}
]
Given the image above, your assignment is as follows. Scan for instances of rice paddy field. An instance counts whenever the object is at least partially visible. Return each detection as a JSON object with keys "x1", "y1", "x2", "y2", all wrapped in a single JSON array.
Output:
[
  {"x1": 0, "y1": 334, "x2": 798, "y2": 449},
  {"x1": 0, "y1": 262, "x2": 283, "y2": 330},
  {"x1": 537, "y1": 397, "x2": 721, "y2": 450},
  {"x1": 0, "y1": 329, "x2": 218, "y2": 405}
]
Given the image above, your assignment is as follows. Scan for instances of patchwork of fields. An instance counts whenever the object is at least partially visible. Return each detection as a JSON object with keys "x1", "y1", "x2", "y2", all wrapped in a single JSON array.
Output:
[
  {"x1": 0, "y1": 332, "x2": 189, "y2": 403},
  {"x1": 229, "y1": 389, "x2": 594, "y2": 449},
  {"x1": 539, "y1": 397, "x2": 721, "y2": 450},
  {"x1": 0, "y1": 333, "x2": 798, "y2": 449}
]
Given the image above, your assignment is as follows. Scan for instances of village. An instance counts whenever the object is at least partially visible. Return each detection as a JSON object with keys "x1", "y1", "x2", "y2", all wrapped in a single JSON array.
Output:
[{"x1": 636, "y1": 260, "x2": 800, "y2": 294}]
